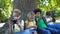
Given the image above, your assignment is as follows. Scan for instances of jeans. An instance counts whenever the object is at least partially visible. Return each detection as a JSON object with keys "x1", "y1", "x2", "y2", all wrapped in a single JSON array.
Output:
[
  {"x1": 22, "y1": 29, "x2": 32, "y2": 34},
  {"x1": 14, "y1": 32, "x2": 22, "y2": 34},
  {"x1": 47, "y1": 27, "x2": 60, "y2": 34},
  {"x1": 38, "y1": 27, "x2": 60, "y2": 34},
  {"x1": 48, "y1": 24, "x2": 60, "y2": 29},
  {"x1": 48, "y1": 24, "x2": 60, "y2": 34},
  {"x1": 38, "y1": 28, "x2": 51, "y2": 34},
  {"x1": 14, "y1": 30, "x2": 31, "y2": 34},
  {"x1": 14, "y1": 29, "x2": 36, "y2": 34}
]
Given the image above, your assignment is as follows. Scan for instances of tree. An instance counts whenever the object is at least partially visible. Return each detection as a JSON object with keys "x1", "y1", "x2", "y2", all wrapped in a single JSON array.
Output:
[
  {"x1": 37, "y1": 0, "x2": 60, "y2": 11},
  {"x1": 37, "y1": 0, "x2": 60, "y2": 18},
  {"x1": 14, "y1": 0, "x2": 37, "y2": 20},
  {"x1": 0, "y1": 0, "x2": 13, "y2": 23}
]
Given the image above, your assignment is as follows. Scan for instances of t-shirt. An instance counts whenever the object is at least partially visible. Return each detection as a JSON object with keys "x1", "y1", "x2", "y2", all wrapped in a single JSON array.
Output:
[
  {"x1": 45, "y1": 17, "x2": 52, "y2": 23},
  {"x1": 35, "y1": 18, "x2": 47, "y2": 30},
  {"x1": 25, "y1": 20, "x2": 36, "y2": 30},
  {"x1": 45, "y1": 17, "x2": 54, "y2": 25},
  {"x1": 14, "y1": 20, "x2": 24, "y2": 32}
]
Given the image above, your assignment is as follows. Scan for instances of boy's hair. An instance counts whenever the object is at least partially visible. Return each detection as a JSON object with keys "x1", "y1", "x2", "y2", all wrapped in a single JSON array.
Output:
[
  {"x1": 27, "y1": 12, "x2": 35, "y2": 18},
  {"x1": 33, "y1": 8, "x2": 42, "y2": 14},
  {"x1": 46, "y1": 11, "x2": 51, "y2": 16},
  {"x1": 52, "y1": 17, "x2": 56, "y2": 22},
  {"x1": 13, "y1": 9, "x2": 21, "y2": 15}
]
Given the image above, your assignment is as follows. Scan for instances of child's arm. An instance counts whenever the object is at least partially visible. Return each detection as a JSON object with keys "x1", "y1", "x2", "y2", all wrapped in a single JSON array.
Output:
[
  {"x1": 33, "y1": 25, "x2": 37, "y2": 29},
  {"x1": 17, "y1": 20, "x2": 24, "y2": 31},
  {"x1": 26, "y1": 25, "x2": 37, "y2": 29},
  {"x1": 25, "y1": 25, "x2": 33, "y2": 29},
  {"x1": 25, "y1": 23, "x2": 34, "y2": 29},
  {"x1": 8, "y1": 20, "x2": 14, "y2": 34}
]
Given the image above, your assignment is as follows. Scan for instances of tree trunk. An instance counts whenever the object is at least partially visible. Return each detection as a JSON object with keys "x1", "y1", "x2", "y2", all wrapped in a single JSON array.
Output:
[{"x1": 14, "y1": 0, "x2": 37, "y2": 20}]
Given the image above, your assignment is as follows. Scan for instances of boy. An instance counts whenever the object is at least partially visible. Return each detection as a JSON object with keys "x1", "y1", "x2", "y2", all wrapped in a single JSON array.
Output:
[
  {"x1": 45, "y1": 11, "x2": 54, "y2": 25},
  {"x1": 8, "y1": 9, "x2": 24, "y2": 34},
  {"x1": 25, "y1": 12, "x2": 37, "y2": 34},
  {"x1": 33, "y1": 9, "x2": 51, "y2": 34}
]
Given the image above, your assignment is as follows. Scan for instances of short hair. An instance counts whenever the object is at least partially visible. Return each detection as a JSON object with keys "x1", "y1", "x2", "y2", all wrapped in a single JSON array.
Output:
[
  {"x1": 52, "y1": 17, "x2": 56, "y2": 22},
  {"x1": 13, "y1": 9, "x2": 21, "y2": 15},
  {"x1": 27, "y1": 12, "x2": 35, "y2": 18},
  {"x1": 33, "y1": 8, "x2": 42, "y2": 14},
  {"x1": 46, "y1": 11, "x2": 51, "y2": 16}
]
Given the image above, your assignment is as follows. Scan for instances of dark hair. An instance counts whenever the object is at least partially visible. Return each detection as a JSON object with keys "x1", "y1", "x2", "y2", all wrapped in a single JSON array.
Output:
[
  {"x1": 46, "y1": 11, "x2": 51, "y2": 16},
  {"x1": 52, "y1": 17, "x2": 56, "y2": 22},
  {"x1": 33, "y1": 8, "x2": 42, "y2": 14}
]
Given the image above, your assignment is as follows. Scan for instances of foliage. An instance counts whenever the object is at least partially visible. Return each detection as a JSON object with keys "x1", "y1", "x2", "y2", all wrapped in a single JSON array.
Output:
[
  {"x1": 0, "y1": 0, "x2": 13, "y2": 22},
  {"x1": 36, "y1": 0, "x2": 60, "y2": 18}
]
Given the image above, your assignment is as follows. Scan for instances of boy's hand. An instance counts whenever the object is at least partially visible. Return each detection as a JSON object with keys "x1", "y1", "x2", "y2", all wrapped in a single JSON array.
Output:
[
  {"x1": 17, "y1": 20, "x2": 23, "y2": 31},
  {"x1": 33, "y1": 25, "x2": 37, "y2": 29},
  {"x1": 17, "y1": 20, "x2": 21, "y2": 25}
]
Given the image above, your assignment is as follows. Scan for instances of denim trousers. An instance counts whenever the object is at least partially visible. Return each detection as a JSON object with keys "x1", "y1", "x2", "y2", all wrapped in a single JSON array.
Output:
[
  {"x1": 48, "y1": 24, "x2": 60, "y2": 34},
  {"x1": 38, "y1": 28, "x2": 51, "y2": 34},
  {"x1": 14, "y1": 29, "x2": 36, "y2": 34}
]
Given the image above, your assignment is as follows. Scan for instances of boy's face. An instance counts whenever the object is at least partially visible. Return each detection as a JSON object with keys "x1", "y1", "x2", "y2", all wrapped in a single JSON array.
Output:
[
  {"x1": 13, "y1": 12, "x2": 21, "y2": 19},
  {"x1": 35, "y1": 12, "x2": 41, "y2": 18}
]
